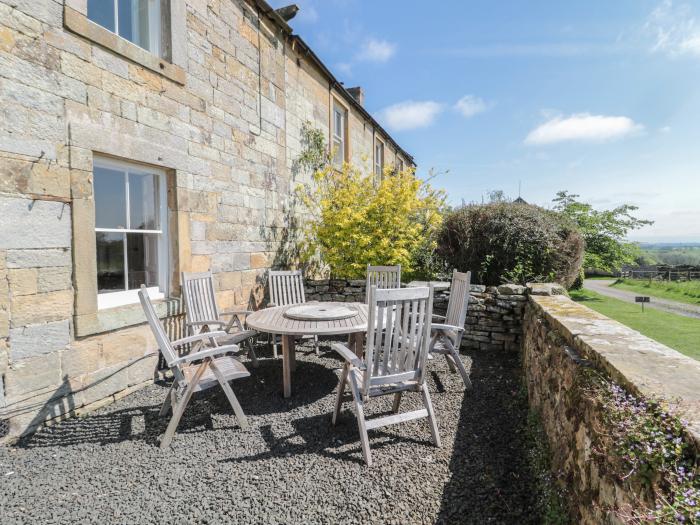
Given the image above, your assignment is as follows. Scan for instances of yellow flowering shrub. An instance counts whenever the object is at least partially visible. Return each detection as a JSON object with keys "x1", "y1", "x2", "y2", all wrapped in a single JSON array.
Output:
[{"x1": 297, "y1": 162, "x2": 444, "y2": 279}]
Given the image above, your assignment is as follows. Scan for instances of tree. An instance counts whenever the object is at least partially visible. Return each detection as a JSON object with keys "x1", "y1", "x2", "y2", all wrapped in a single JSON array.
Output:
[
  {"x1": 552, "y1": 191, "x2": 653, "y2": 272},
  {"x1": 295, "y1": 123, "x2": 444, "y2": 279}
]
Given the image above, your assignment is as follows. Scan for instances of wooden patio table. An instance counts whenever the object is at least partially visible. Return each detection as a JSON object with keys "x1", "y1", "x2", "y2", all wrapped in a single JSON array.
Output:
[{"x1": 246, "y1": 302, "x2": 369, "y2": 398}]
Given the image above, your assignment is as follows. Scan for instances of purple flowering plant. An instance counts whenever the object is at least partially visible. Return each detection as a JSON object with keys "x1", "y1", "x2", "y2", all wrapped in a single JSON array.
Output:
[{"x1": 590, "y1": 376, "x2": 699, "y2": 523}]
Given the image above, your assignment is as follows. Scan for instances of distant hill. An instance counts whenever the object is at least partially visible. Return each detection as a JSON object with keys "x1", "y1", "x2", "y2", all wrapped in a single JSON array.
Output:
[{"x1": 637, "y1": 244, "x2": 700, "y2": 266}]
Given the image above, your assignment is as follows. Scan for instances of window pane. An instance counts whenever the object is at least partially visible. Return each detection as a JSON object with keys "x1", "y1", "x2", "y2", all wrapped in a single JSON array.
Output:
[
  {"x1": 129, "y1": 171, "x2": 159, "y2": 230},
  {"x1": 94, "y1": 166, "x2": 127, "y2": 229},
  {"x1": 332, "y1": 138, "x2": 343, "y2": 168},
  {"x1": 126, "y1": 233, "x2": 159, "y2": 289},
  {"x1": 88, "y1": 0, "x2": 115, "y2": 32},
  {"x1": 118, "y1": 0, "x2": 159, "y2": 54},
  {"x1": 96, "y1": 232, "x2": 125, "y2": 293}
]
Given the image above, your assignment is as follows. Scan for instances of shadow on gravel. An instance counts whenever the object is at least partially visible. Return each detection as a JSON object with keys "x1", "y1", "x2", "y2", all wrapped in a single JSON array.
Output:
[
  {"x1": 220, "y1": 411, "x2": 434, "y2": 466},
  {"x1": 435, "y1": 350, "x2": 541, "y2": 525},
  {"x1": 16, "y1": 347, "x2": 339, "y2": 450}
]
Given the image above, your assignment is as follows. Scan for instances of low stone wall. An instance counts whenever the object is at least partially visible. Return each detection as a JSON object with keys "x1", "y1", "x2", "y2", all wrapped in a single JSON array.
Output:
[
  {"x1": 523, "y1": 294, "x2": 700, "y2": 523},
  {"x1": 304, "y1": 280, "x2": 556, "y2": 354}
]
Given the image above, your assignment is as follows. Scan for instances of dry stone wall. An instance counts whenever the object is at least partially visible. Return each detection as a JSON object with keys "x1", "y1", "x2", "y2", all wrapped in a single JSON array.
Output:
[{"x1": 304, "y1": 280, "x2": 544, "y2": 354}]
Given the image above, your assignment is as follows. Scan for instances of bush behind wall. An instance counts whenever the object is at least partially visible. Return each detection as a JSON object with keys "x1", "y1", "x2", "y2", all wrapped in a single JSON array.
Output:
[{"x1": 437, "y1": 202, "x2": 584, "y2": 287}]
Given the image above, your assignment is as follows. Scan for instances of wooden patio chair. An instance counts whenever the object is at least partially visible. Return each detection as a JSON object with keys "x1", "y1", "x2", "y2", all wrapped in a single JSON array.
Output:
[
  {"x1": 181, "y1": 271, "x2": 258, "y2": 368},
  {"x1": 332, "y1": 285, "x2": 439, "y2": 466},
  {"x1": 138, "y1": 285, "x2": 250, "y2": 449},
  {"x1": 365, "y1": 264, "x2": 401, "y2": 300},
  {"x1": 267, "y1": 270, "x2": 319, "y2": 357},
  {"x1": 429, "y1": 270, "x2": 472, "y2": 389}
]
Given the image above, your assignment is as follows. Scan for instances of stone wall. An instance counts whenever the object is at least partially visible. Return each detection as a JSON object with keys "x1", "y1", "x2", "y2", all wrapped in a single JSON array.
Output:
[
  {"x1": 522, "y1": 294, "x2": 700, "y2": 523},
  {"x1": 0, "y1": 0, "x2": 412, "y2": 441},
  {"x1": 304, "y1": 279, "x2": 540, "y2": 353}
]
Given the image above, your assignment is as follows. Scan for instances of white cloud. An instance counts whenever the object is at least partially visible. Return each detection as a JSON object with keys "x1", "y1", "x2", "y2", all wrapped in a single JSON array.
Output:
[
  {"x1": 356, "y1": 38, "x2": 397, "y2": 63},
  {"x1": 454, "y1": 95, "x2": 491, "y2": 118},
  {"x1": 376, "y1": 101, "x2": 444, "y2": 131},
  {"x1": 646, "y1": 0, "x2": 700, "y2": 57},
  {"x1": 525, "y1": 113, "x2": 643, "y2": 145}
]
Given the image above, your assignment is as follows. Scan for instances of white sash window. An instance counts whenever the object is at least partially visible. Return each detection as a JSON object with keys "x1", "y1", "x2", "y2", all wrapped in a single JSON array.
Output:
[{"x1": 93, "y1": 157, "x2": 168, "y2": 309}]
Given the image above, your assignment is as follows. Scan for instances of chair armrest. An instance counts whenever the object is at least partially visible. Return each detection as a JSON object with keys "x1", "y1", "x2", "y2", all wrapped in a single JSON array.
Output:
[
  {"x1": 432, "y1": 323, "x2": 463, "y2": 334},
  {"x1": 171, "y1": 344, "x2": 240, "y2": 365},
  {"x1": 171, "y1": 331, "x2": 227, "y2": 348},
  {"x1": 266, "y1": 302, "x2": 277, "y2": 308},
  {"x1": 187, "y1": 320, "x2": 226, "y2": 327},
  {"x1": 220, "y1": 309, "x2": 254, "y2": 317},
  {"x1": 332, "y1": 342, "x2": 365, "y2": 370},
  {"x1": 432, "y1": 313, "x2": 446, "y2": 321}
]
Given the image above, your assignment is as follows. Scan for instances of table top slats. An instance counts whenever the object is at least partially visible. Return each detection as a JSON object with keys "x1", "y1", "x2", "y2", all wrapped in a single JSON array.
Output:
[{"x1": 247, "y1": 302, "x2": 369, "y2": 336}]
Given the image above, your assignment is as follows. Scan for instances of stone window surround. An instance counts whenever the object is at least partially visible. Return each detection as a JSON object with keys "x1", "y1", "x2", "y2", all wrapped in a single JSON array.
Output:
[
  {"x1": 63, "y1": 0, "x2": 186, "y2": 85},
  {"x1": 330, "y1": 94, "x2": 350, "y2": 167},
  {"x1": 73, "y1": 152, "x2": 184, "y2": 338},
  {"x1": 374, "y1": 136, "x2": 385, "y2": 177}
]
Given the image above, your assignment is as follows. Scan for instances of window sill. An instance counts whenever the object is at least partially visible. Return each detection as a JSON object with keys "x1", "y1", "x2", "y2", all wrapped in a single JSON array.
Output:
[
  {"x1": 64, "y1": 6, "x2": 185, "y2": 86},
  {"x1": 74, "y1": 296, "x2": 182, "y2": 338}
]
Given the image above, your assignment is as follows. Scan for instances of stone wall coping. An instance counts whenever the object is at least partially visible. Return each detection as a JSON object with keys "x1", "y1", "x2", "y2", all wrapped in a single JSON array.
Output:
[{"x1": 529, "y1": 294, "x2": 700, "y2": 447}]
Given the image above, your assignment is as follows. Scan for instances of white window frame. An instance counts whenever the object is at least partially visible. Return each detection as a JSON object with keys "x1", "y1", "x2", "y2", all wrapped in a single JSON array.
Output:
[
  {"x1": 332, "y1": 101, "x2": 347, "y2": 168},
  {"x1": 88, "y1": 0, "x2": 162, "y2": 57},
  {"x1": 374, "y1": 138, "x2": 385, "y2": 177},
  {"x1": 94, "y1": 156, "x2": 169, "y2": 310}
]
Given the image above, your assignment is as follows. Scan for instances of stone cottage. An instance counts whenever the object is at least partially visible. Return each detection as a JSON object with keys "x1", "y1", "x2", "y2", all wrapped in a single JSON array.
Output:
[{"x1": 0, "y1": 0, "x2": 413, "y2": 440}]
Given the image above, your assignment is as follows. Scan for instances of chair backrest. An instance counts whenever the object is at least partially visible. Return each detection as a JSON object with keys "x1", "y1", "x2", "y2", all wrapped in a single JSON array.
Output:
[
  {"x1": 366, "y1": 265, "x2": 401, "y2": 301},
  {"x1": 181, "y1": 271, "x2": 220, "y2": 333},
  {"x1": 363, "y1": 285, "x2": 433, "y2": 395},
  {"x1": 268, "y1": 270, "x2": 306, "y2": 307},
  {"x1": 445, "y1": 270, "x2": 471, "y2": 329},
  {"x1": 138, "y1": 285, "x2": 179, "y2": 369}
]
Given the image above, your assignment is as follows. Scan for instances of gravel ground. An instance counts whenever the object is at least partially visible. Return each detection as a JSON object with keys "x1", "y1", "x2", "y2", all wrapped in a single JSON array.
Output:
[{"x1": 0, "y1": 340, "x2": 543, "y2": 524}]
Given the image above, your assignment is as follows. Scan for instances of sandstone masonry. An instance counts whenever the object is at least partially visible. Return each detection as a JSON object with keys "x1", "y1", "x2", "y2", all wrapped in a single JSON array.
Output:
[{"x1": 0, "y1": 0, "x2": 412, "y2": 441}]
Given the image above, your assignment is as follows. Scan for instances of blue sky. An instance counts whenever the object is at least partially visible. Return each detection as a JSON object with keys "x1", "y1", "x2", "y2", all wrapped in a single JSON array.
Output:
[{"x1": 269, "y1": 0, "x2": 700, "y2": 242}]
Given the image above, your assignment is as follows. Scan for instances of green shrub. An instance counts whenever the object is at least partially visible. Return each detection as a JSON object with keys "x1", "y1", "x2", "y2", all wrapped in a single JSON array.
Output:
[{"x1": 436, "y1": 202, "x2": 584, "y2": 287}]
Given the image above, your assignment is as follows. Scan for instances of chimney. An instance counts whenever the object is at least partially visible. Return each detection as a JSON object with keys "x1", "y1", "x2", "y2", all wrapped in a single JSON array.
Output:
[{"x1": 347, "y1": 86, "x2": 364, "y2": 106}]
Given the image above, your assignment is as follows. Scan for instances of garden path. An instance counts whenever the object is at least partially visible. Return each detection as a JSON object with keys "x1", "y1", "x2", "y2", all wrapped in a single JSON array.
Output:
[{"x1": 584, "y1": 279, "x2": 700, "y2": 319}]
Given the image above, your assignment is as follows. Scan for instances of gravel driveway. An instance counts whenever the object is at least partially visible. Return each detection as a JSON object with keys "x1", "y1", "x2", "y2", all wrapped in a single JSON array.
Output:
[
  {"x1": 1, "y1": 341, "x2": 545, "y2": 524},
  {"x1": 584, "y1": 279, "x2": 700, "y2": 319}
]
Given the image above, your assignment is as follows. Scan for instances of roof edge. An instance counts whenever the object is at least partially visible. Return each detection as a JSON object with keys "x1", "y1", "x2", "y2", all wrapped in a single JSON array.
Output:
[{"x1": 249, "y1": 1, "x2": 415, "y2": 165}]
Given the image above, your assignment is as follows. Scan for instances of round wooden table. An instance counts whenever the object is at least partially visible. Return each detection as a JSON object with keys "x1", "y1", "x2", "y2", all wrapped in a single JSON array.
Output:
[{"x1": 246, "y1": 302, "x2": 369, "y2": 398}]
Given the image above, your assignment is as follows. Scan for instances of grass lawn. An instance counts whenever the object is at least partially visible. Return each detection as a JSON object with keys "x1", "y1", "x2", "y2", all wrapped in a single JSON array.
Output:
[
  {"x1": 611, "y1": 278, "x2": 700, "y2": 307},
  {"x1": 569, "y1": 289, "x2": 700, "y2": 361}
]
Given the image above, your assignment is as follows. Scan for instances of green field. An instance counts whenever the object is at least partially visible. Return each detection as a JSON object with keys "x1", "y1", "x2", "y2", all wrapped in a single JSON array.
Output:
[
  {"x1": 569, "y1": 289, "x2": 700, "y2": 361},
  {"x1": 611, "y1": 278, "x2": 700, "y2": 306}
]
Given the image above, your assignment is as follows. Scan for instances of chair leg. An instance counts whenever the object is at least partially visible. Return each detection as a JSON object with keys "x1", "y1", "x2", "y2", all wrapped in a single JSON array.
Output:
[
  {"x1": 271, "y1": 333, "x2": 278, "y2": 359},
  {"x1": 332, "y1": 363, "x2": 349, "y2": 426},
  {"x1": 160, "y1": 361, "x2": 208, "y2": 449},
  {"x1": 445, "y1": 353, "x2": 457, "y2": 373},
  {"x1": 314, "y1": 335, "x2": 320, "y2": 356},
  {"x1": 159, "y1": 383, "x2": 175, "y2": 417},
  {"x1": 247, "y1": 338, "x2": 259, "y2": 368},
  {"x1": 449, "y1": 347, "x2": 472, "y2": 390},
  {"x1": 421, "y1": 384, "x2": 441, "y2": 448},
  {"x1": 210, "y1": 361, "x2": 249, "y2": 430},
  {"x1": 349, "y1": 371, "x2": 372, "y2": 466},
  {"x1": 392, "y1": 392, "x2": 403, "y2": 414}
]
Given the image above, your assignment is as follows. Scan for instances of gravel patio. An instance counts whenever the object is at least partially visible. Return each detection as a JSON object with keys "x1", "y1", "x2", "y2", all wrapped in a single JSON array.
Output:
[{"x1": 1, "y1": 340, "x2": 545, "y2": 524}]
